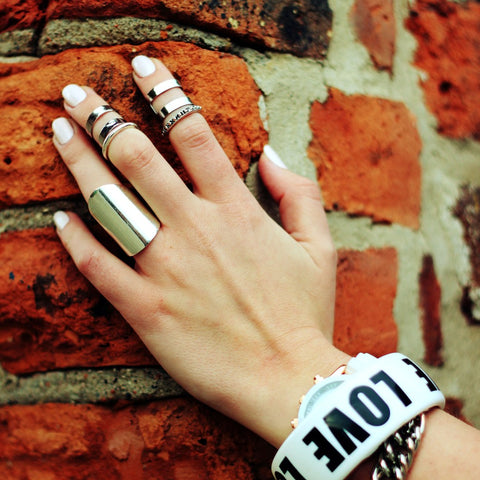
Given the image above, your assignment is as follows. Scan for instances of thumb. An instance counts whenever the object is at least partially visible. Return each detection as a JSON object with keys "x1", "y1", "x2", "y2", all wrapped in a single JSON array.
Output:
[{"x1": 258, "y1": 145, "x2": 335, "y2": 265}]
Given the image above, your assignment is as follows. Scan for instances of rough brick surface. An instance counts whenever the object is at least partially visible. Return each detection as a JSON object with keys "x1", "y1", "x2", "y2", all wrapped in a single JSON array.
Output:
[
  {"x1": 308, "y1": 88, "x2": 422, "y2": 229},
  {"x1": 0, "y1": 42, "x2": 267, "y2": 207},
  {"x1": 0, "y1": 398, "x2": 274, "y2": 480},
  {"x1": 406, "y1": 0, "x2": 480, "y2": 140},
  {"x1": 334, "y1": 248, "x2": 398, "y2": 357},
  {"x1": 419, "y1": 255, "x2": 443, "y2": 366},
  {"x1": 0, "y1": 228, "x2": 155, "y2": 374},
  {"x1": 350, "y1": 0, "x2": 396, "y2": 71},
  {"x1": 0, "y1": 0, "x2": 43, "y2": 32},
  {"x1": 44, "y1": 0, "x2": 332, "y2": 58}
]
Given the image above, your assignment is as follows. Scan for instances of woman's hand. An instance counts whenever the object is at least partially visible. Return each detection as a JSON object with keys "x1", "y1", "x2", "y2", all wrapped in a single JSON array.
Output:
[{"x1": 51, "y1": 55, "x2": 350, "y2": 447}]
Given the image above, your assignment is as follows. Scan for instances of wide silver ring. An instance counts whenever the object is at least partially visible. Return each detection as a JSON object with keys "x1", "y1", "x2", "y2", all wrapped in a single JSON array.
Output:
[
  {"x1": 88, "y1": 184, "x2": 160, "y2": 256},
  {"x1": 162, "y1": 105, "x2": 202, "y2": 135},
  {"x1": 147, "y1": 79, "x2": 182, "y2": 112},
  {"x1": 97, "y1": 117, "x2": 126, "y2": 147},
  {"x1": 158, "y1": 96, "x2": 193, "y2": 120},
  {"x1": 101, "y1": 122, "x2": 138, "y2": 160},
  {"x1": 86, "y1": 105, "x2": 116, "y2": 136}
]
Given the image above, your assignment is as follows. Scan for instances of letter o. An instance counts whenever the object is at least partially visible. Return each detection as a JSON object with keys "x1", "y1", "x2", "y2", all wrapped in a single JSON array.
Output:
[{"x1": 350, "y1": 386, "x2": 390, "y2": 426}]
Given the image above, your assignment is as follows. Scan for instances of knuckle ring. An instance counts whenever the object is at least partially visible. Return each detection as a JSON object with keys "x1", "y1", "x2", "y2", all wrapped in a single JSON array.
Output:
[
  {"x1": 85, "y1": 105, "x2": 116, "y2": 136},
  {"x1": 88, "y1": 184, "x2": 160, "y2": 256},
  {"x1": 153, "y1": 95, "x2": 202, "y2": 136},
  {"x1": 97, "y1": 117, "x2": 138, "y2": 160},
  {"x1": 147, "y1": 78, "x2": 182, "y2": 112}
]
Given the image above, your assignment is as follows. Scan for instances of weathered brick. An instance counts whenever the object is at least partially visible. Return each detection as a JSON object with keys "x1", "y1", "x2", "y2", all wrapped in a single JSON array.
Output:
[
  {"x1": 308, "y1": 88, "x2": 422, "y2": 229},
  {"x1": 0, "y1": 398, "x2": 274, "y2": 479},
  {"x1": 406, "y1": 0, "x2": 480, "y2": 140},
  {"x1": 0, "y1": 42, "x2": 267, "y2": 207},
  {"x1": 44, "y1": 0, "x2": 333, "y2": 58},
  {"x1": 334, "y1": 248, "x2": 398, "y2": 357},
  {"x1": 0, "y1": 0, "x2": 43, "y2": 32},
  {"x1": 0, "y1": 227, "x2": 155, "y2": 374},
  {"x1": 350, "y1": 0, "x2": 395, "y2": 72},
  {"x1": 419, "y1": 255, "x2": 443, "y2": 366}
]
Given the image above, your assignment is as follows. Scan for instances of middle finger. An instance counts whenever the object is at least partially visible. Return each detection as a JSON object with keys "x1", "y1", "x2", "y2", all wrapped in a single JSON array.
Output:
[{"x1": 61, "y1": 84, "x2": 192, "y2": 225}]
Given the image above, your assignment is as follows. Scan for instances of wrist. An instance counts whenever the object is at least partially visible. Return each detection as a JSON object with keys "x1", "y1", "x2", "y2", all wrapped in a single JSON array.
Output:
[{"x1": 240, "y1": 333, "x2": 351, "y2": 448}]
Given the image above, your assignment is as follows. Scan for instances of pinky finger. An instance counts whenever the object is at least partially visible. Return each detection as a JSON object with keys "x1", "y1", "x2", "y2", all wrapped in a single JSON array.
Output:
[{"x1": 53, "y1": 211, "x2": 148, "y2": 318}]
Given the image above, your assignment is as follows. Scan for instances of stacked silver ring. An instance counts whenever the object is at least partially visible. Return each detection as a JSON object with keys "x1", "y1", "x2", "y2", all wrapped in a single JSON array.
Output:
[
  {"x1": 147, "y1": 79, "x2": 202, "y2": 135},
  {"x1": 98, "y1": 118, "x2": 138, "y2": 160}
]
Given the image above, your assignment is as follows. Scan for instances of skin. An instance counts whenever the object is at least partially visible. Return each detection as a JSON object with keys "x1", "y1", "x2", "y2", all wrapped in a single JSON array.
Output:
[{"x1": 52, "y1": 57, "x2": 480, "y2": 478}]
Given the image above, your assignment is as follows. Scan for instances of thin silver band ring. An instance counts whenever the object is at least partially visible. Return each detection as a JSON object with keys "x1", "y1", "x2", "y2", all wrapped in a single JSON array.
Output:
[
  {"x1": 97, "y1": 118, "x2": 126, "y2": 146},
  {"x1": 86, "y1": 105, "x2": 117, "y2": 137},
  {"x1": 101, "y1": 122, "x2": 138, "y2": 160},
  {"x1": 162, "y1": 105, "x2": 202, "y2": 135},
  {"x1": 159, "y1": 96, "x2": 193, "y2": 120}
]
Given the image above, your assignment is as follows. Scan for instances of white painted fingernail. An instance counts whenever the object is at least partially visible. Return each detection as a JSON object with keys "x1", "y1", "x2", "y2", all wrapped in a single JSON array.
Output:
[
  {"x1": 53, "y1": 211, "x2": 70, "y2": 230},
  {"x1": 264, "y1": 144, "x2": 288, "y2": 169},
  {"x1": 62, "y1": 84, "x2": 87, "y2": 107},
  {"x1": 52, "y1": 117, "x2": 74, "y2": 144},
  {"x1": 132, "y1": 55, "x2": 156, "y2": 77}
]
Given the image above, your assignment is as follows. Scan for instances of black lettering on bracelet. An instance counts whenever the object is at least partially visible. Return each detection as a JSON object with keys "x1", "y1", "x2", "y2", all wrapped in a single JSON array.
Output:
[
  {"x1": 303, "y1": 427, "x2": 345, "y2": 472},
  {"x1": 274, "y1": 457, "x2": 307, "y2": 480},
  {"x1": 371, "y1": 370, "x2": 412, "y2": 406},
  {"x1": 402, "y1": 358, "x2": 439, "y2": 392},
  {"x1": 324, "y1": 408, "x2": 370, "y2": 454},
  {"x1": 350, "y1": 386, "x2": 390, "y2": 426}
]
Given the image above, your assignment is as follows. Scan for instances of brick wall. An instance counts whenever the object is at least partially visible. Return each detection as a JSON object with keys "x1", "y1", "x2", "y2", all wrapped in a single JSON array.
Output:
[{"x1": 1, "y1": 0, "x2": 479, "y2": 478}]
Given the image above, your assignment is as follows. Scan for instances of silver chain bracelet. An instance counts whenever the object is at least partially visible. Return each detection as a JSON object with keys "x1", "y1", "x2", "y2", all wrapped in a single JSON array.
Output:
[{"x1": 372, "y1": 413, "x2": 426, "y2": 480}]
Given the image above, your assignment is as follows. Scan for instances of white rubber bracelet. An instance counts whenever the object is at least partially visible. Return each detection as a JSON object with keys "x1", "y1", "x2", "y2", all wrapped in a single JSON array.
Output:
[{"x1": 271, "y1": 353, "x2": 445, "y2": 480}]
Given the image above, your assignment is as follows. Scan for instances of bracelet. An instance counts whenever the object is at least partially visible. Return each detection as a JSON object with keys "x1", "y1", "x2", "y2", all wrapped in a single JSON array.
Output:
[{"x1": 271, "y1": 353, "x2": 445, "y2": 480}]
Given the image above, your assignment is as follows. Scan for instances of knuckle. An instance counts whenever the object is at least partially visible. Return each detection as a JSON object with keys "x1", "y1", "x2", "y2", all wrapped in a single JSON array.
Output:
[
  {"x1": 111, "y1": 133, "x2": 157, "y2": 175},
  {"x1": 174, "y1": 116, "x2": 215, "y2": 153}
]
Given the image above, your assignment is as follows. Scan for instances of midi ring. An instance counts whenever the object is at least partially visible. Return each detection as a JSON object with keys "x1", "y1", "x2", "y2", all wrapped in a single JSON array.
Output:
[
  {"x1": 97, "y1": 117, "x2": 126, "y2": 147},
  {"x1": 147, "y1": 79, "x2": 182, "y2": 113},
  {"x1": 86, "y1": 105, "x2": 116, "y2": 136},
  {"x1": 158, "y1": 96, "x2": 193, "y2": 120},
  {"x1": 101, "y1": 121, "x2": 138, "y2": 160},
  {"x1": 88, "y1": 184, "x2": 160, "y2": 256}
]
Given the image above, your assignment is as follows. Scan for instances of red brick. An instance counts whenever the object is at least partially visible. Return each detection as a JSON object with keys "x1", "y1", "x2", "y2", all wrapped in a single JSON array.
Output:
[
  {"x1": 350, "y1": 0, "x2": 396, "y2": 72},
  {"x1": 406, "y1": 0, "x2": 480, "y2": 140},
  {"x1": 0, "y1": 42, "x2": 267, "y2": 207},
  {"x1": 308, "y1": 88, "x2": 422, "y2": 229},
  {"x1": 0, "y1": 228, "x2": 155, "y2": 374},
  {"x1": 44, "y1": 0, "x2": 332, "y2": 58},
  {"x1": 0, "y1": 0, "x2": 43, "y2": 32},
  {"x1": 419, "y1": 255, "x2": 443, "y2": 366},
  {"x1": 0, "y1": 398, "x2": 274, "y2": 479},
  {"x1": 334, "y1": 248, "x2": 398, "y2": 357}
]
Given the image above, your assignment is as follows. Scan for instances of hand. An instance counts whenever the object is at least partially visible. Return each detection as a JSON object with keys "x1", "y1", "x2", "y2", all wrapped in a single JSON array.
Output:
[{"x1": 51, "y1": 55, "x2": 350, "y2": 447}]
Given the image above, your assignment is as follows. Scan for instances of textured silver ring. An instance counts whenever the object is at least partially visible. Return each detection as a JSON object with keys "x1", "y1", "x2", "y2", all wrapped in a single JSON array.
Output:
[
  {"x1": 162, "y1": 105, "x2": 202, "y2": 135},
  {"x1": 97, "y1": 117, "x2": 126, "y2": 147},
  {"x1": 158, "y1": 96, "x2": 193, "y2": 120},
  {"x1": 88, "y1": 184, "x2": 160, "y2": 256},
  {"x1": 101, "y1": 122, "x2": 138, "y2": 160},
  {"x1": 86, "y1": 105, "x2": 117, "y2": 137},
  {"x1": 147, "y1": 79, "x2": 182, "y2": 113}
]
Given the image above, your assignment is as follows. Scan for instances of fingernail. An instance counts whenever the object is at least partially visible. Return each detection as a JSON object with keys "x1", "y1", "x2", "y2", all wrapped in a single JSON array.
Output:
[
  {"x1": 52, "y1": 117, "x2": 74, "y2": 144},
  {"x1": 264, "y1": 145, "x2": 288, "y2": 169},
  {"x1": 62, "y1": 84, "x2": 87, "y2": 107},
  {"x1": 53, "y1": 211, "x2": 70, "y2": 230},
  {"x1": 132, "y1": 55, "x2": 156, "y2": 77}
]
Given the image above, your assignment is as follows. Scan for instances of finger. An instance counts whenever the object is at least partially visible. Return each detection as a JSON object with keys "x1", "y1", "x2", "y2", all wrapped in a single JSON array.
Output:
[
  {"x1": 131, "y1": 55, "x2": 243, "y2": 201},
  {"x1": 61, "y1": 84, "x2": 191, "y2": 224},
  {"x1": 258, "y1": 146, "x2": 335, "y2": 266},
  {"x1": 52, "y1": 117, "x2": 119, "y2": 201},
  {"x1": 53, "y1": 211, "x2": 152, "y2": 326}
]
